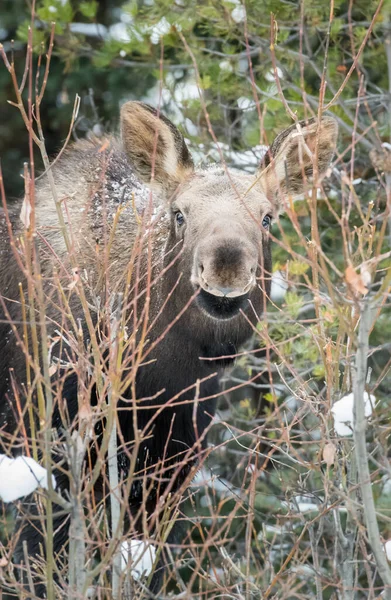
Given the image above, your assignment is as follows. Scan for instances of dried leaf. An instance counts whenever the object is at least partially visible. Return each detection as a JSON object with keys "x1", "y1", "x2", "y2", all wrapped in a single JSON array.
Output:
[
  {"x1": 323, "y1": 310, "x2": 334, "y2": 323},
  {"x1": 68, "y1": 268, "x2": 80, "y2": 290},
  {"x1": 79, "y1": 402, "x2": 92, "y2": 422},
  {"x1": 323, "y1": 442, "x2": 336, "y2": 467},
  {"x1": 19, "y1": 195, "x2": 32, "y2": 228},
  {"x1": 324, "y1": 339, "x2": 333, "y2": 364},
  {"x1": 48, "y1": 364, "x2": 57, "y2": 377},
  {"x1": 345, "y1": 264, "x2": 368, "y2": 296},
  {"x1": 98, "y1": 139, "x2": 110, "y2": 153},
  {"x1": 360, "y1": 264, "x2": 372, "y2": 289},
  {"x1": 20, "y1": 169, "x2": 32, "y2": 229}
]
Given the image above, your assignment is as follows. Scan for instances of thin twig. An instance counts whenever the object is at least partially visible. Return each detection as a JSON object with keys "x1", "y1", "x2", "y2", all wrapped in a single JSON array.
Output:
[{"x1": 353, "y1": 300, "x2": 391, "y2": 599}]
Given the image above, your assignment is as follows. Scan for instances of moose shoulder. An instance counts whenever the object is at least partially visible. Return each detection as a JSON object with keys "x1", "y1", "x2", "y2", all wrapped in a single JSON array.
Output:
[{"x1": 0, "y1": 102, "x2": 337, "y2": 594}]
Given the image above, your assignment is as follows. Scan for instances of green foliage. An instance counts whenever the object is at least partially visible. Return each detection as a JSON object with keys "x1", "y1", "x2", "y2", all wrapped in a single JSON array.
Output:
[
  {"x1": 37, "y1": 0, "x2": 73, "y2": 26},
  {"x1": 79, "y1": 1, "x2": 98, "y2": 19}
]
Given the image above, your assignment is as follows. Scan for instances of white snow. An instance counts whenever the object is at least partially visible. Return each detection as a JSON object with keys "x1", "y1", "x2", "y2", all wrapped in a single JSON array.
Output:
[
  {"x1": 265, "y1": 67, "x2": 284, "y2": 82},
  {"x1": 109, "y1": 22, "x2": 131, "y2": 43},
  {"x1": 191, "y1": 468, "x2": 234, "y2": 496},
  {"x1": 173, "y1": 81, "x2": 200, "y2": 103},
  {"x1": 0, "y1": 455, "x2": 56, "y2": 502},
  {"x1": 185, "y1": 118, "x2": 198, "y2": 136},
  {"x1": 219, "y1": 60, "x2": 233, "y2": 73},
  {"x1": 20, "y1": 194, "x2": 32, "y2": 229},
  {"x1": 384, "y1": 540, "x2": 391, "y2": 561},
  {"x1": 294, "y1": 496, "x2": 319, "y2": 513},
  {"x1": 237, "y1": 96, "x2": 256, "y2": 111},
  {"x1": 121, "y1": 539, "x2": 157, "y2": 580},
  {"x1": 237, "y1": 57, "x2": 249, "y2": 74},
  {"x1": 193, "y1": 142, "x2": 266, "y2": 172},
  {"x1": 173, "y1": 68, "x2": 185, "y2": 79},
  {"x1": 120, "y1": 11, "x2": 133, "y2": 24},
  {"x1": 70, "y1": 23, "x2": 108, "y2": 38},
  {"x1": 294, "y1": 188, "x2": 324, "y2": 201},
  {"x1": 208, "y1": 567, "x2": 225, "y2": 584},
  {"x1": 150, "y1": 17, "x2": 171, "y2": 44},
  {"x1": 143, "y1": 78, "x2": 200, "y2": 113},
  {"x1": 270, "y1": 270, "x2": 288, "y2": 303},
  {"x1": 297, "y1": 501, "x2": 319, "y2": 513},
  {"x1": 383, "y1": 477, "x2": 391, "y2": 495},
  {"x1": 200, "y1": 494, "x2": 212, "y2": 507},
  {"x1": 231, "y1": 6, "x2": 246, "y2": 23},
  {"x1": 86, "y1": 587, "x2": 97, "y2": 600},
  {"x1": 331, "y1": 392, "x2": 375, "y2": 436}
]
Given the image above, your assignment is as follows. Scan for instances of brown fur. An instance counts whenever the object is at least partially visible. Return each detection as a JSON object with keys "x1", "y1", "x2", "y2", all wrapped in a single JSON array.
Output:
[
  {"x1": 259, "y1": 116, "x2": 338, "y2": 205},
  {"x1": 0, "y1": 103, "x2": 337, "y2": 595}
]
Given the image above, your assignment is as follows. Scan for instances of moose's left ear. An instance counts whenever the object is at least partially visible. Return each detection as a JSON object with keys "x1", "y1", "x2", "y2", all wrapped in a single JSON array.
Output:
[
  {"x1": 121, "y1": 101, "x2": 194, "y2": 193},
  {"x1": 258, "y1": 116, "x2": 338, "y2": 210}
]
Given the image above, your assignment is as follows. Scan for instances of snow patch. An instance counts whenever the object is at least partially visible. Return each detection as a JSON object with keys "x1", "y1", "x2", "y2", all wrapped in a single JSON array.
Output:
[
  {"x1": 0, "y1": 455, "x2": 56, "y2": 502},
  {"x1": 331, "y1": 392, "x2": 375, "y2": 437},
  {"x1": 265, "y1": 67, "x2": 284, "y2": 82},
  {"x1": 237, "y1": 96, "x2": 256, "y2": 111},
  {"x1": 231, "y1": 5, "x2": 246, "y2": 23},
  {"x1": 270, "y1": 270, "x2": 288, "y2": 303},
  {"x1": 191, "y1": 468, "x2": 234, "y2": 496},
  {"x1": 120, "y1": 11, "x2": 133, "y2": 24},
  {"x1": 121, "y1": 540, "x2": 156, "y2": 580},
  {"x1": 294, "y1": 495, "x2": 319, "y2": 513},
  {"x1": 150, "y1": 17, "x2": 171, "y2": 44},
  {"x1": 294, "y1": 188, "x2": 324, "y2": 201},
  {"x1": 109, "y1": 22, "x2": 131, "y2": 43},
  {"x1": 70, "y1": 23, "x2": 108, "y2": 38},
  {"x1": 219, "y1": 60, "x2": 233, "y2": 73},
  {"x1": 185, "y1": 118, "x2": 198, "y2": 136},
  {"x1": 383, "y1": 477, "x2": 391, "y2": 495},
  {"x1": 194, "y1": 142, "x2": 266, "y2": 172},
  {"x1": 237, "y1": 57, "x2": 249, "y2": 73},
  {"x1": 384, "y1": 540, "x2": 391, "y2": 561},
  {"x1": 174, "y1": 81, "x2": 200, "y2": 103},
  {"x1": 200, "y1": 494, "x2": 212, "y2": 507}
]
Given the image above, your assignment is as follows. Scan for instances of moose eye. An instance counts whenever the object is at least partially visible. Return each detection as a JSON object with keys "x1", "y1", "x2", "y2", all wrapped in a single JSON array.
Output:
[
  {"x1": 262, "y1": 214, "x2": 272, "y2": 230},
  {"x1": 175, "y1": 211, "x2": 185, "y2": 226}
]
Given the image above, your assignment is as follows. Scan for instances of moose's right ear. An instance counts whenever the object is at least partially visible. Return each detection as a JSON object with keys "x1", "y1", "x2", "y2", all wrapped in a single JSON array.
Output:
[
  {"x1": 120, "y1": 101, "x2": 194, "y2": 193},
  {"x1": 257, "y1": 116, "x2": 338, "y2": 211}
]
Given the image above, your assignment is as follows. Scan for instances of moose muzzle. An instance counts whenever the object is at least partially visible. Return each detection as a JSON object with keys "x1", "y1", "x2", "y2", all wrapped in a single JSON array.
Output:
[{"x1": 192, "y1": 235, "x2": 258, "y2": 299}]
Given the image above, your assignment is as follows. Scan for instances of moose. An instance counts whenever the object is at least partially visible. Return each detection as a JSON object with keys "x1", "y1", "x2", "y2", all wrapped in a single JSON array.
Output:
[{"x1": 0, "y1": 102, "x2": 337, "y2": 596}]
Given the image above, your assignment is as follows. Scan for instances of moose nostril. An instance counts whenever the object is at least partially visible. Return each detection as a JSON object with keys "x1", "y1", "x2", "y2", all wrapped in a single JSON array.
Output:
[{"x1": 199, "y1": 264, "x2": 209, "y2": 289}]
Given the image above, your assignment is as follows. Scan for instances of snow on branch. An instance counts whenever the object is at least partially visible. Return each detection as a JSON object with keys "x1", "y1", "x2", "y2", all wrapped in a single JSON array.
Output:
[{"x1": 0, "y1": 454, "x2": 56, "y2": 502}]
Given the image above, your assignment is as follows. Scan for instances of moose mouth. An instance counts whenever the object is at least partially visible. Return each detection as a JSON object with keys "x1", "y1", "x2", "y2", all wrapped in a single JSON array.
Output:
[{"x1": 196, "y1": 288, "x2": 249, "y2": 320}]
